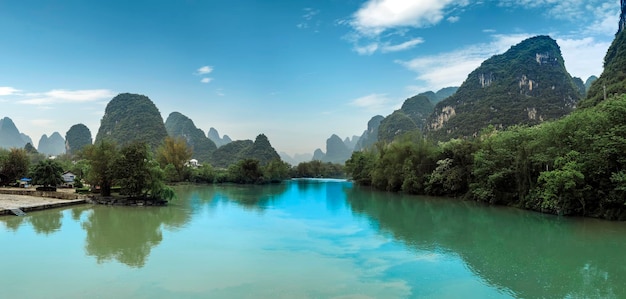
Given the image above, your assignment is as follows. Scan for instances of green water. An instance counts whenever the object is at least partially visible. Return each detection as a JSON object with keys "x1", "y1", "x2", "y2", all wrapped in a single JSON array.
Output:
[{"x1": 1, "y1": 179, "x2": 625, "y2": 298}]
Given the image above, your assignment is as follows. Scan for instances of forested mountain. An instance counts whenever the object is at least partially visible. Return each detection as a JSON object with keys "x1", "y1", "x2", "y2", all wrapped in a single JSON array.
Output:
[
  {"x1": 0, "y1": 117, "x2": 30, "y2": 149},
  {"x1": 95, "y1": 93, "x2": 168, "y2": 150},
  {"x1": 37, "y1": 132, "x2": 65, "y2": 156},
  {"x1": 207, "y1": 127, "x2": 232, "y2": 148},
  {"x1": 585, "y1": 76, "x2": 598, "y2": 92},
  {"x1": 164, "y1": 112, "x2": 217, "y2": 163},
  {"x1": 581, "y1": 28, "x2": 626, "y2": 107},
  {"x1": 312, "y1": 148, "x2": 325, "y2": 161},
  {"x1": 210, "y1": 134, "x2": 280, "y2": 168},
  {"x1": 378, "y1": 95, "x2": 434, "y2": 143},
  {"x1": 428, "y1": 35, "x2": 581, "y2": 140},
  {"x1": 418, "y1": 87, "x2": 459, "y2": 104},
  {"x1": 65, "y1": 123, "x2": 92, "y2": 155},
  {"x1": 354, "y1": 115, "x2": 384, "y2": 151}
]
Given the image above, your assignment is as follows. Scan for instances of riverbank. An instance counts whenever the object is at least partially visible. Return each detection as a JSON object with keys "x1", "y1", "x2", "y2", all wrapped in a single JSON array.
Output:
[{"x1": 0, "y1": 188, "x2": 88, "y2": 216}]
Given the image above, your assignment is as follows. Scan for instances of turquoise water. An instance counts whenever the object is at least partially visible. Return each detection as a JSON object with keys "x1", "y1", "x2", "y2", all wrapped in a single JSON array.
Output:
[{"x1": 1, "y1": 179, "x2": 625, "y2": 298}]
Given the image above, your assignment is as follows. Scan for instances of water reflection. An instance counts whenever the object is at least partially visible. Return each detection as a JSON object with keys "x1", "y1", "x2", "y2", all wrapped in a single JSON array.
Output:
[
  {"x1": 212, "y1": 183, "x2": 288, "y2": 211},
  {"x1": 0, "y1": 214, "x2": 26, "y2": 231},
  {"x1": 82, "y1": 203, "x2": 193, "y2": 268},
  {"x1": 29, "y1": 210, "x2": 63, "y2": 235},
  {"x1": 344, "y1": 186, "x2": 626, "y2": 298}
]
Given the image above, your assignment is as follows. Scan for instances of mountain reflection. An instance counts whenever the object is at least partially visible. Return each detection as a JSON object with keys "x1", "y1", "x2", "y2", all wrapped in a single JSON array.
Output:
[
  {"x1": 344, "y1": 186, "x2": 626, "y2": 299},
  {"x1": 82, "y1": 203, "x2": 192, "y2": 268}
]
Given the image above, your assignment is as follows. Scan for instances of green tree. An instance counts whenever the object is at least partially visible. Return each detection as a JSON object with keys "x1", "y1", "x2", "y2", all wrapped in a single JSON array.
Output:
[
  {"x1": 156, "y1": 136, "x2": 192, "y2": 182},
  {"x1": 228, "y1": 159, "x2": 264, "y2": 184},
  {"x1": 31, "y1": 159, "x2": 64, "y2": 190},
  {"x1": 1, "y1": 148, "x2": 30, "y2": 183},
  {"x1": 115, "y1": 142, "x2": 152, "y2": 198},
  {"x1": 83, "y1": 141, "x2": 119, "y2": 196},
  {"x1": 345, "y1": 150, "x2": 376, "y2": 186},
  {"x1": 263, "y1": 159, "x2": 291, "y2": 183}
]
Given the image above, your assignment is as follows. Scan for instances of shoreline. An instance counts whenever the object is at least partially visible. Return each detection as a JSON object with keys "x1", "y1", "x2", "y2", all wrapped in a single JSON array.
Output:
[{"x1": 0, "y1": 188, "x2": 89, "y2": 216}]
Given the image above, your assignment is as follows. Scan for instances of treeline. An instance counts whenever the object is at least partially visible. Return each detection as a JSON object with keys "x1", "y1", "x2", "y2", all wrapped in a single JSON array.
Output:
[
  {"x1": 346, "y1": 95, "x2": 626, "y2": 220},
  {"x1": 0, "y1": 136, "x2": 345, "y2": 199}
]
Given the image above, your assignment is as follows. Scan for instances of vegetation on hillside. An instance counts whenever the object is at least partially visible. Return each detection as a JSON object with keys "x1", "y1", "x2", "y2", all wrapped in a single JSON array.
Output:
[
  {"x1": 347, "y1": 94, "x2": 626, "y2": 220},
  {"x1": 164, "y1": 112, "x2": 217, "y2": 163},
  {"x1": 582, "y1": 30, "x2": 626, "y2": 107},
  {"x1": 65, "y1": 123, "x2": 93, "y2": 156},
  {"x1": 94, "y1": 93, "x2": 168, "y2": 150}
]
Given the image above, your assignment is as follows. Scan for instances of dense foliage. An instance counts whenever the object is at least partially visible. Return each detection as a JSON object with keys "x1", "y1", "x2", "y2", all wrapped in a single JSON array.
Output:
[
  {"x1": 0, "y1": 148, "x2": 30, "y2": 184},
  {"x1": 31, "y1": 159, "x2": 64, "y2": 189},
  {"x1": 94, "y1": 93, "x2": 168, "y2": 150},
  {"x1": 156, "y1": 136, "x2": 193, "y2": 182},
  {"x1": 65, "y1": 123, "x2": 92, "y2": 155},
  {"x1": 164, "y1": 112, "x2": 217, "y2": 163},
  {"x1": 292, "y1": 160, "x2": 345, "y2": 178},
  {"x1": 347, "y1": 95, "x2": 626, "y2": 220},
  {"x1": 210, "y1": 134, "x2": 280, "y2": 168}
]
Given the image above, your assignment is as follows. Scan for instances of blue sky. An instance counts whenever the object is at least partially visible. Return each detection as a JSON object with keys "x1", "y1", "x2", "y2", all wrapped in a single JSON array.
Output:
[{"x1": 0, "y1": 0, "x2": 620, "y2": 155}]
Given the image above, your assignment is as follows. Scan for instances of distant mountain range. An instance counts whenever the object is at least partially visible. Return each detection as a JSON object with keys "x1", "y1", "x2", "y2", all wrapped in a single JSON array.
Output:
[
  {"x1": 37, "y1": 132, "x2": 65, "y2": 156},
  {"x1": 165, "y1": 112, "x2": 217, "y2": 163},
  {"x1": 207, "y1": 127, "x2": 232, "y2": 148}
]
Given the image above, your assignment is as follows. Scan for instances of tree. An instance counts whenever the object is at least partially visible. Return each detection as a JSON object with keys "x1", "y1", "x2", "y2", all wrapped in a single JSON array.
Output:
[
  {"x1": 228, "y1": 159, "x2": 263, "y2": 184},
  {"x1": 0, "y1": 148, "x2": 30, "y2": 183},
  {"x1": 114, "y1": 142, "x2": 152, "y2": 198},
  {"x1": 31, "y1": 159, "x2": 64, "y2": 190},
  {"x1": 156, "y1": 136, "x2": 192, "y2": 181},
  {"x1": 82, "y1": 141, "x2": 119, "y2": 196},
  {"x1": 263, "y1": 159, "x2": 291, "y2": 183}
]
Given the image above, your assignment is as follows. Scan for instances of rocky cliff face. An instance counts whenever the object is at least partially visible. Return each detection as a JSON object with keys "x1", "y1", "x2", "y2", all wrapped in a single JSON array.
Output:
[{"x1": 428, "y1": 35, "x2": 581, "y2": 140}]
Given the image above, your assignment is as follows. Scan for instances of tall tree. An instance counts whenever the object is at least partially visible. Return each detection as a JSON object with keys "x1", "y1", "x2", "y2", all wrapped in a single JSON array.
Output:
[
  {"x1": 83, "y1": 141, "x2": 119, "y2": 196},
  {"x1": 1, "y1": 148, "x2": 30, "y2": 183},
  {"x1": 156, "y1": 136, "x2": 192, "y2": 181},
  {"x1": 31, "y1": 159, "x2": 64, "y2": 190}
]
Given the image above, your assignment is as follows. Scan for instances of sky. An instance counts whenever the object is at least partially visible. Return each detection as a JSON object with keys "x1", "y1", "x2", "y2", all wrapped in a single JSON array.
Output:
[{"x1": 0, "y1": 0, "x2": 621, "y2": 156}]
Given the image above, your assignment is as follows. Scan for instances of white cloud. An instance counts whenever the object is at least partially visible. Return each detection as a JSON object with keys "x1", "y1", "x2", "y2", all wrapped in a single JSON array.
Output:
[
  {"x1": 558, "y1": 37, "x2": 610, "y2": 79},
  {"x1": 350, "y1": 93, "x2": 397, "y2": 111},
  {"x1": 18, "y1": 89, "x2": 115, "y2": 105},
  {"x1": 201, "y1": 77, "x2": 213, "y2": 84},
  {"x1": 396, "y1": 34, "x2": 532, "y2": 91},
  {"x1": 447, "y1": 16, "x2": 460, "y2": 23},
  {"x1": 0, "y1": 86, "x2": 21, "y2": 96},
  {"x1": 355, "y1": 43, "x2": 379, "y2": 55},
  {"x1": 381, "y1": 37, "x2": 424, "y2": 53},
  {"x1": 351, "y1": 0, "x2": 463, "y2": 36},
  {"x1": 195, "y1": 65, "x2": 213, "y2": 75}
]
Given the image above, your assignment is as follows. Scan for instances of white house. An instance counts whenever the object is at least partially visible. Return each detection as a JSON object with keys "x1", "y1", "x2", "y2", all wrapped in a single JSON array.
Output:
[{"x1": 62, "y1": 171, "x2": 77, "y2": 188}]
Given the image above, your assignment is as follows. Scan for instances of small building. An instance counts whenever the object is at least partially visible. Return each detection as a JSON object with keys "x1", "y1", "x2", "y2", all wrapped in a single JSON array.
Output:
[
  {"x1": 19, "y1": 178, "x2": 32, "y2": 188},
  {"x1": 187, "y1": 159, "x2": 200, "y2": 168},
  {"x1": 62, "y1": 171, "x2": 77, "y2": 188}
]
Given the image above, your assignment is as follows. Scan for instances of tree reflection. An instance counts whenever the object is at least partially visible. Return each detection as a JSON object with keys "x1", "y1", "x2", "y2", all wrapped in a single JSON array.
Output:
[
  {"x1": 82, "y1": 203, "x2": 192, "y2": 268},
  {"x1": 29, "y1": 210, "x2": 62, "y2": 235},
  {"x1": 0, "y1": 214, "x2": 26, "y2": 231},
  {"x1": 344, "y1": 187, "x2": 626, "y2": 298}
]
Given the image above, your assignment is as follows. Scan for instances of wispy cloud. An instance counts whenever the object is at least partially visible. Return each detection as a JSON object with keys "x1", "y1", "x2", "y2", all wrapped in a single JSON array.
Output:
[
  {"x1": 498, "y1": 0, "x2": 619, "y2": 36},
  {"x1": 201, "y1": 77, "x2": 213, "y2": 84},
  {"x1": 18, "y1": 89, "x2": 115, "y2": 105},
  {"x1": 0, "y1": 86, "x2": 21, "y2": 96},
  {"x1": 350, "y1": 93, "x2": 398, "y2": 111},
  {"x1": 395, "y1": 34, "x2": 532, "y2": 91},
  {"x1": 381, "y1": 37, "x2": 424, "y2": 53},
  {"x1": 447, "y1": 16, "x2": 460, "y2": 23},
  {"x1": 297, "y1": 8, "x2": 320, "y2": 30},
  {"x1": 195, "y1": 65, "x2": 213, "y2": 75}
]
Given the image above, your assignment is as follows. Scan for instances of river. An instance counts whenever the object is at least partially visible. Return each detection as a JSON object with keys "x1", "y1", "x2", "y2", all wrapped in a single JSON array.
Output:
[{"x1": 1, "y1": 179, "x2": 625, "y2": 298}]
